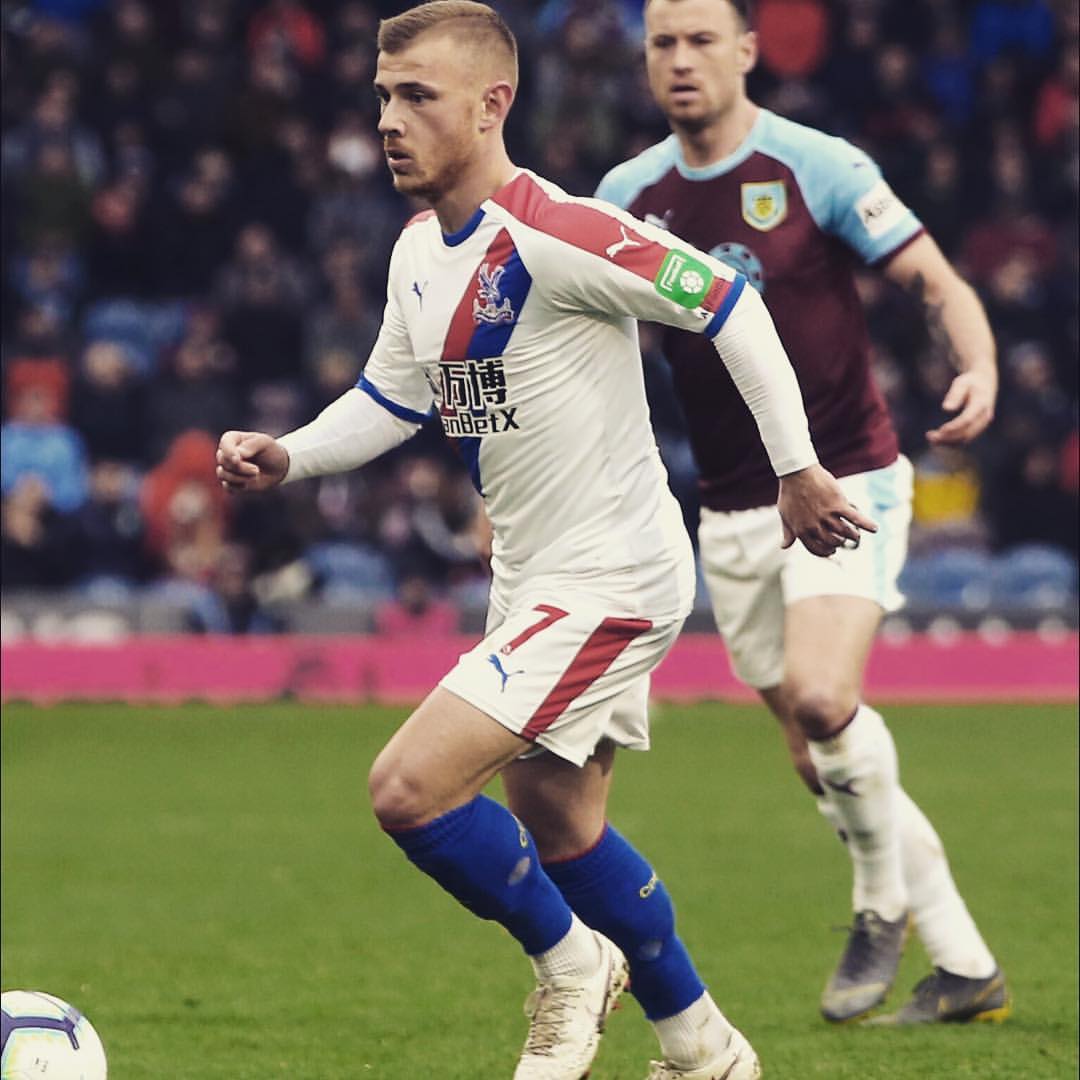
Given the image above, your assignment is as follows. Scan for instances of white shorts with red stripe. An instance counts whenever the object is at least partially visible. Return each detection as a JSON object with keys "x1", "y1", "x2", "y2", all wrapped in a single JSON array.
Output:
[{"x1": 439, "y1": 597, "x2": 684, "y2": 766}]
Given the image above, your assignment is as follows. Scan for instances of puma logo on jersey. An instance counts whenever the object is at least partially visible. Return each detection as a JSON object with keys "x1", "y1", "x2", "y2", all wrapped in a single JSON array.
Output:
[
  {"x1": 412, "y1": 280, "x2": 428, "y2": 307},
  {"x1": 824, "y1": 777, "x2": 859, "y2": 797},
  {"x1": 605, "y1": 225, "x2": 642, "y2": 259},
  {"x1": 488, "y1": 652, "x2": 524, "y2": 691}
]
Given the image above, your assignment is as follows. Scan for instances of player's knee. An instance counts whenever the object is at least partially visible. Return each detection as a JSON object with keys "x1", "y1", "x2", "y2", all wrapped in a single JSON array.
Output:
[
  {"x1": 788, "y1": 685, "x2": 858, "y2": 740},
  {"x1": 368, "y1": 758, "x2": 432, "y2": 831}
]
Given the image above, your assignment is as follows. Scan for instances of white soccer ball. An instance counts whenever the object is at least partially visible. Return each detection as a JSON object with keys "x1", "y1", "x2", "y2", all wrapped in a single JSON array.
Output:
[{"x1": 1, "y1": 991, "x2": 107, "y2": 1080}]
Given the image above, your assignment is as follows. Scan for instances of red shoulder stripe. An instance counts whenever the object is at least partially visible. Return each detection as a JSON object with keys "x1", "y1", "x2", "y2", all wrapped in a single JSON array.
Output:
[
  {"x1": 404, "y1": 209, "x2": 436, "y2": 230},
  {"x1": 491, "y1": 173, "x2": 667, "y2": 284}
]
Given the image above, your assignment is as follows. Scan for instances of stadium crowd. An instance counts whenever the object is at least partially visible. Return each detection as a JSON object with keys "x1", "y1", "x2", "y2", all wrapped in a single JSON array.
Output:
[{"x1": 1, "y1": 0, "x2": 1077, "y2": 632}]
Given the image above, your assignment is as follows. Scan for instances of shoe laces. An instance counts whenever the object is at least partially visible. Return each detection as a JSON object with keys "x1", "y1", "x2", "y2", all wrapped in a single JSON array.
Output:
[
  {"x1": 521, "y1": 982, "x2": 587, "y2": 1058},
  {"x1": 647, "y1": 1062, "x2": 678, "y2": 1080}
]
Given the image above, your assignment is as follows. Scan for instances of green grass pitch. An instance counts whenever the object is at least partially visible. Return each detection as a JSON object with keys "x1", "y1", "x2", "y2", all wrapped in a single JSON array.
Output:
[{"x1": 2, "y1": 700, "x2": 1077, "y2": 1078}]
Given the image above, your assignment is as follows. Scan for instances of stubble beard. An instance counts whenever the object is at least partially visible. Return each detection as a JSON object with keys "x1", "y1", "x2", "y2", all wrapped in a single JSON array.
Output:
[{"x1": 392, "y1": 131, "x2": 474, "y2": 206}]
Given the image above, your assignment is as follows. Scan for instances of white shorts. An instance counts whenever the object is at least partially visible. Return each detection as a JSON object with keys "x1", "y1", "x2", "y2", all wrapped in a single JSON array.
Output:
[
  {"x1": 698, "y1": 456, "x2": 913, "y2": 690},
  {"x1": 440, "y1": 596, "x2": 683, "y2": 767}
]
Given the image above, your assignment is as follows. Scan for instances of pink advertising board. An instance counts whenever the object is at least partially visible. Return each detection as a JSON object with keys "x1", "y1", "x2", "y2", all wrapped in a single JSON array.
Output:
[{"x1": 2, "y1": 632, "x2": 1076, "y2": 705}]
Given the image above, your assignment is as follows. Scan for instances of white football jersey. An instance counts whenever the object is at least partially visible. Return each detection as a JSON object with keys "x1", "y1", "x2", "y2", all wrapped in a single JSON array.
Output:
[{"x1": 360, "y1": 170, "x2": 751, "y2": 620}]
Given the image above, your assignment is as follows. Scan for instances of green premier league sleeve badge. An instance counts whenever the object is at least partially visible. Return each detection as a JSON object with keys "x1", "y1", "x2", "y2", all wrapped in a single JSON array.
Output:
[{"x1": 654, "y1": 249, "x2": 714, "y2": 309}]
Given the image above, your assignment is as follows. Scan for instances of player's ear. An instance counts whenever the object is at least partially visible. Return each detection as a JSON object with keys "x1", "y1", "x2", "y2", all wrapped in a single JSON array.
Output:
[
  {"x1": 479, "y1": 81, "x2": 514, "y2": 131},
  {"x1": 737, "y1": 29, "x2": 758, "y2": 76}
]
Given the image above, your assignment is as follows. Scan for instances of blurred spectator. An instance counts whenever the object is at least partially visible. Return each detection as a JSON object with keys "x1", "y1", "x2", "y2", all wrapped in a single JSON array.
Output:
[
  {"x1": 1, "y1": 475, "x2": 81, "y2": 588},
  {"x1": 15, "y1": 141, "x2": 93, "y2": 247},
  {"x1": 72, "y1": 459, "x2": 147, "y2": 589},
  {"x1": 1, "y1": 382, "x2": 89, "y2": 513},
  {"x1": 144, "y1": 311, "x2": 238, "y2": 464},
  {"x1": 375, "y1": 575, "x2": 459, "y2": 638},
  {"x1": 970, "y1": 0, "x2": 1055, "y2": 66},
  {"x1": 151, "y1": 148, "x2": 238, "y2": 298},
  {"x1": 755, "y1": 0, "x2": 829, "y2": 81},
  {"x1": 7, "y1": 234, "x2": 83, "y2": 326},
  {"x1": 209, "y1": 542, "x2": 284, "y2": 633},
  {"x1": 139, "y1": 430, "x2": 228, "y2": 583},
  {"x1": 69, "y1": 340, "x2": 145, "y2": 463},
  {"x1": 2, "y1": 83, "x2": 105, "y2": 188},
  {"x1": 376, "y1": 459, "x2": 488, "y2": 589},
  {"x1": 910, "y1": 444, "x2": 990, "y2": 552},
  {"x1": 990, "y1": 441, "x2": 1079, "y2": 553},
  {"x1": 304, "y1": 240, "x2": 380, "y2": 381},
  {"x1": 921, "y1": 18, "x2": 977, "y2": 129},
  {"x1": 247, "y1": 1, "x2": 326, "y2": 70},
  {"x1": 83, "y1": 175, "x2": 152, "y2": 298},
  {"x1": 216, "y1": 221, "x2": 308, "y2": 388},
  {"x1": 4, "y1": 356, "x2": 70, "y2": 421}
]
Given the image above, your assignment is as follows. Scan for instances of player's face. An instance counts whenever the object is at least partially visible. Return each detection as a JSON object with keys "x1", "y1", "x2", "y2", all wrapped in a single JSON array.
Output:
[
  {"x1": 375, "y1": 32, "x2": 484, "y2": 202},
  {"x1": 644, "y1": 0, "x2": 756, "y2": 131}
]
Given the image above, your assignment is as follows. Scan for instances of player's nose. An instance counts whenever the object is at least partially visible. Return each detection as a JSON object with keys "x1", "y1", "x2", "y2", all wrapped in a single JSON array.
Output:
[{"x1": 377, "y1": 104, "x2": 403, "y2": 137}]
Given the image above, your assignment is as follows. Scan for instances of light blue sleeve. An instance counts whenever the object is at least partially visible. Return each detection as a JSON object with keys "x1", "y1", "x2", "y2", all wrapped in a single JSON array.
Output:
[
  {"x1": 594, "y1": 138, "x2": 678, "y2": 210},
  {"x1": 801, "y1": 135, "x2": 923, "y2": 265}
]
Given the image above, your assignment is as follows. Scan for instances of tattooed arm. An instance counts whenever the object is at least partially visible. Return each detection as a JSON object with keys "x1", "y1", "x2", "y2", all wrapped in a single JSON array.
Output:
[{"x1": 883, "y1": 233, "x2": 997, "y2": 444}]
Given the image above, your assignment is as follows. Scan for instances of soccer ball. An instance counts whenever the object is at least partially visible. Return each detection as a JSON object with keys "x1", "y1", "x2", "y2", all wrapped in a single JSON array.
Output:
[{"x1": 1, "y1": 991, "x2": 107, "y2": 1080}]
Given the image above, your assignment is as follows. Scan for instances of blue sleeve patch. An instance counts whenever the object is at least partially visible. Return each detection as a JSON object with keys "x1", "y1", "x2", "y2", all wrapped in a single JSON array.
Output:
[{"x1": 356, "y1": 375, "x2": 432, "y2": 425}]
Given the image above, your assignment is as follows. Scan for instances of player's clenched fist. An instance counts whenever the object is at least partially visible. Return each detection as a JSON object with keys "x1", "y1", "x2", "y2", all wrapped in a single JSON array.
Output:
[{"x1": 216, "y1": 430, "x2": 289, "y2": 493}]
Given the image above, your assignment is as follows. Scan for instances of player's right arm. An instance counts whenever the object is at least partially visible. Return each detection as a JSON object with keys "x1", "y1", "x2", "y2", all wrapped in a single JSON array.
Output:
[{"x1": 217, "y1": 240, "x2": 433, "y2": 494}]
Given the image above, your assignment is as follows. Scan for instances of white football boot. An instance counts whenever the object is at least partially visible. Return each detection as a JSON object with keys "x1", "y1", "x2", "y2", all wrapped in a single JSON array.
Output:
[
  {"x1": 646, "y1": 1025, "x2": 762, "y2": 1080},
  {"x1": 513, "y1": 931, "x2": 629, "y2": 1079}
]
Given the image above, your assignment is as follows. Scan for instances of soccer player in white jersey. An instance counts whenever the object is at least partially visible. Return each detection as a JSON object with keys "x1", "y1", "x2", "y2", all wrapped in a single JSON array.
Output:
[
  {"x1": 217, "y1": 4, "x2": 875, "y2": 1077},
  {"x1": 595, "y1": 0, "x2": 1009, "y2": 1026}
]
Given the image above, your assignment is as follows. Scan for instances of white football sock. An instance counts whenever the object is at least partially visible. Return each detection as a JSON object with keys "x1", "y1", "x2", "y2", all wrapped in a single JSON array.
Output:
[
  {"x1": 529, "y1": 914, "x2": 600, "y2": 981},
  {"x1": 896, "y1": 788, "x2": 997, "y2": 978},
  {"x1": 653, "y1": 991, "x2": 734, "y2": 1069},
  {"x1": 807, "y1": 704, "x2": 906, "y2": 921},
  {"x1": 815, "y1": 794, "x2": 848, "y2": 845}
]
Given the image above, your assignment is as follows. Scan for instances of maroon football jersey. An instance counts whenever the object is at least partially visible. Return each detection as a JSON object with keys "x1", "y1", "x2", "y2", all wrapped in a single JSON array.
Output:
[{"x1": 596, "y1": 110, "x2": 923, "y2": 510}]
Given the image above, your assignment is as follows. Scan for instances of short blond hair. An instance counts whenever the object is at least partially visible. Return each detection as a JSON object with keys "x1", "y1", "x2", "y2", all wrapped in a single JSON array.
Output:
[{"x1": 378, "y1": 2, "x2": 519, "y2": 89}]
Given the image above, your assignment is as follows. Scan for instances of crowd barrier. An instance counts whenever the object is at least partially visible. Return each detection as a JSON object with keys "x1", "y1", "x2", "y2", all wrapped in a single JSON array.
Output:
[{"x1": 1, "y1": 632, "x2": 1076, "y2": 705}]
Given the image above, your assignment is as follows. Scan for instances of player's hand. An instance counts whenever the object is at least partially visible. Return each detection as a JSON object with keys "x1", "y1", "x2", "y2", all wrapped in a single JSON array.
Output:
[
  {"x1": 926, "y1": 369, "x2": 996, "y2": 445},
  {"x1": 216, "y1": 430, "x2": 289, "y2": 493},
  {"x1": 777, "y1": 463, "x2": 878, "y2": 558}
]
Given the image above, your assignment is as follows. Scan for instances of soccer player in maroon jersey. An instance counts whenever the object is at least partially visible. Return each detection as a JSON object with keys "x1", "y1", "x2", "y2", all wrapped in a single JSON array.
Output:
[{"x1": 596, "y1": 0, "x2": 1010, "y2": 1025}]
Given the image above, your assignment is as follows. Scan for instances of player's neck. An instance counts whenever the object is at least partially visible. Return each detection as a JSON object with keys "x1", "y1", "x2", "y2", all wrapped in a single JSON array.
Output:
[
  {"x1": 675, "y1": 99, "x2": 758, "y2": 169},
  {"x1": 433, "y1": 150, "x2": 517, "y2": 235}
]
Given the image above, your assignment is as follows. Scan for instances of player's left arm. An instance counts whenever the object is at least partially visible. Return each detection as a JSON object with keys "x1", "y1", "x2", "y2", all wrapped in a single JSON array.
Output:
[
  {"x1": 516, "y1": 198, "x2": 876, "y2": 555},
  {"x1": 882, "y1": 234, "x2": 998, "y2": 445}
]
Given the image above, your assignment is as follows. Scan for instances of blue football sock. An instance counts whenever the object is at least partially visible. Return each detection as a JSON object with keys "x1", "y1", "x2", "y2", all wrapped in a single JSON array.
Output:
[
  {"x1": 387, "y1": 794, "x2": 572, "y2": 956},
  {"x1": 544, "y1": 824, "x2": 705, "y2": 1020}
]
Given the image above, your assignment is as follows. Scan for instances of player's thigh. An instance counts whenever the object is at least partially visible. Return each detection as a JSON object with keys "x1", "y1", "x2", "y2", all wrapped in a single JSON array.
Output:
[
  {"x1": 440, "y1": 600, "x2": 680, "y2": 767},
  {"x1": 698, "y1": 505, "x2": 787, "y2": 690},
  {"x1": 780, "y1": 456, "x2": 913, "y2": 692},
  {"x1": 502, "y1": 739, "x2": 617, "y2": 861},
  {"x1": 369, "y1": 685, "x2": 528, "y2": 828},
  {"x1": 782, "y1": 456, "x2": 913, "y2": 619},
  {"x1": 781, "y1": 595, "x2": 882, "y2": 710}
]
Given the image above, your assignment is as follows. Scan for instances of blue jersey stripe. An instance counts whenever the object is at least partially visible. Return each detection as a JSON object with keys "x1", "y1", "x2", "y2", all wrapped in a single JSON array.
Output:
[
  {"x1": 466, "y1": 247, "x2": 533, "y2": 360},
  {"x1": 356, "y1": 375, "x2": 432, "y2": 424}
]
